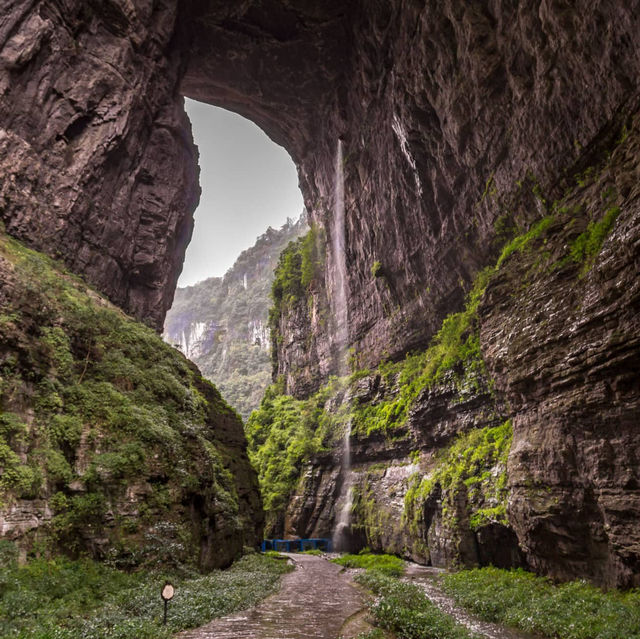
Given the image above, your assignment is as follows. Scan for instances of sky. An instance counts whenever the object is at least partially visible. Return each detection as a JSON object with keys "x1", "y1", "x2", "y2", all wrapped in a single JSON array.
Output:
[{"x1": 177, "y1": 98, "x2": 304, "y2": 287}]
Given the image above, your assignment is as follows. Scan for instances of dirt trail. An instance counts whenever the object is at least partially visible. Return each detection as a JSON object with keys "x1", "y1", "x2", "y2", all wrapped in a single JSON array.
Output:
[{"x1": 177, "y1": 554, "x2": 366, "y2": 639}]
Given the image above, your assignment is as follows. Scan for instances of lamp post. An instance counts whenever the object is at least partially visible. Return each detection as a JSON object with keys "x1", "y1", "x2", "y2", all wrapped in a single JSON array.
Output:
[{"x1": 161, "y1": 581, "x2": 175, "y2": 625}]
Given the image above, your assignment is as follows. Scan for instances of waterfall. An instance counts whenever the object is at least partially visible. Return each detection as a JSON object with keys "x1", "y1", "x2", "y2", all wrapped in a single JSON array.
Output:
[
  {"x1": 332, "y1": 139, "x2": 348, "y2": 375},
  {"x1": 331, "y1": 138, "x2": 353, "y2": 551},
  {"x1": 332, "y1": 418, "x2": 353, "y2": 551}
]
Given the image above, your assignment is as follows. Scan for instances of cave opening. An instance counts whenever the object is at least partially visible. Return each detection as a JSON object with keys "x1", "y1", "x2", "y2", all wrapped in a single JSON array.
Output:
[
  {"x1": 163, "y1": 98, "x2": 309, "y2": 422},
  {"x1": 177, "y1": 98, "x2": 305, "y2": 288}
]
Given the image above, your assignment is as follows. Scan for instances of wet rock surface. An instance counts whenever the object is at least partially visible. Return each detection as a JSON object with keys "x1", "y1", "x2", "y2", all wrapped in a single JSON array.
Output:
[{"x1": 177, "y1": 554, "x2": 365, "y2": 639}]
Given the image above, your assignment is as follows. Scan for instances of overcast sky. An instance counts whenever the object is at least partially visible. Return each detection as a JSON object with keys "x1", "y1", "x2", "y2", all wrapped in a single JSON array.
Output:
[{"x1": 177, "y1": 98, "x2": 304, "y2": 287}]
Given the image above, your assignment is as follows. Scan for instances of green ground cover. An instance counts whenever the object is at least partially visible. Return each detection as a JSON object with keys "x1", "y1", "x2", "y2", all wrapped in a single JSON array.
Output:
[
  {"x1": 356, "y1": 571, "x2": 476, "y2": 639},
  {"x1": 0, "y1": 542, "x2": 291, "y2": 639},
  {"x1": 0, "y1": 227, "x2": 249, "y2": 564},
  {"x1": 331, "y1": 552, "x2": 405, "y2": 577},
  {"x1": 442, "y1": 567, "x2": 640, "y2": 639}
]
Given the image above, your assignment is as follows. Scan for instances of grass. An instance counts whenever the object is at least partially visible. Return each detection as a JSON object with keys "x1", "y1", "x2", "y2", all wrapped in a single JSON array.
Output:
[
  {"x1": 442, "y1": 567, "x2": 640, "y2": 639},
  {"x1": 331, "y1": 552, "x2": 405, "y2": 577},
  {"x1": 349, "y1": 631, "x2": 387, "y2": 639},
  {"x1": 356, "y1": 570, "x2": 477, "y2": 639},
  {"x1": 0, "y1": 542, "x2": 291, "y2": 639}
]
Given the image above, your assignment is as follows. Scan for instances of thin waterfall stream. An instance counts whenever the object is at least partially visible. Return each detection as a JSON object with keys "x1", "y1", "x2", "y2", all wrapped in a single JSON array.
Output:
[{"x1": 331, "y1": 139, "x2": 353, "y2": 551}]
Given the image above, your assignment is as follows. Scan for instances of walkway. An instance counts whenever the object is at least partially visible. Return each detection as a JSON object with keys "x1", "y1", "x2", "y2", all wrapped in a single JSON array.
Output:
[
  {"x1": 178, "y1": 554, "x2": 366, "y2": 639},
  {"x1": 404, "y1": 564, "x2": 540, "y2": 639}
]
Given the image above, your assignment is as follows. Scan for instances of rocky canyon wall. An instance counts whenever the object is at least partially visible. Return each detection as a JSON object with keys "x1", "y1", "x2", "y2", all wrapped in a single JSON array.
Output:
[
  {"x1": 0, "y1": 0, "x2": 198, "y2": 329},
  {"x1": 1, "y1": 0, "x2": 640, "y2": 588},
  {"x1": 263, "y1": 115, "x2": 639, "y2": 588}
]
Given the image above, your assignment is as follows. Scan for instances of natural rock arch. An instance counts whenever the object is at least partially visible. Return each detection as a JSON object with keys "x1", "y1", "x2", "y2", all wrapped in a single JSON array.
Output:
[
  {"x1": 2, "y1": 0, "x2": 640, "y2": 587},
  {"x1": 2, "y1": 1, "x2": 637, "y2": 357}
]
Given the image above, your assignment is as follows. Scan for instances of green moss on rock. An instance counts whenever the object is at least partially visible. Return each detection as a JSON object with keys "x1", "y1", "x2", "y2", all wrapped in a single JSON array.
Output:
[
  {"x1": 0, "y1": 230, "x2": 260, "y2": 568},
  {"x1": 403, "y1": 420, "x2": 513, "y2": 534}
]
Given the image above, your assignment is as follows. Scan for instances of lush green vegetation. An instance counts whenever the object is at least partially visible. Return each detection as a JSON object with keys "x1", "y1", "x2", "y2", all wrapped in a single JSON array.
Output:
[
  {"x1": 246, "y1": 377, "x2": 347, "y2": 533},
  {"x1": 356, "y1": 571, "x2": 476, "y2": 639},
  {"x1": 331, "y1": 551, "x2": 405, "y2": 577},
  {"x1": 269, "y1": 224, "x2": 325, "y2": 337},
  {"x1": 0, "y1": 228, "x2": 247, "y2": 563},
  {"x1": 0, "y1": 541, "x2": 291, "y2": 639},
  {"x1": 164, "y1": 216, "x2": 307, "y2": 420},
  {"x1": 496, "y1": 214, "x2": 555, "y2": 267},
  {"x1": 404, "y1": 420, "x2": 512, "y2": 534},
  {"x1": 249, "y1": 262, "x2": 499, "y2": 533},
  {"x1": 443, "y1": 567, "x2": 640, "y2": 639},
  {"x1": 352, "y1": 631, "x2": 387, "y2": 639}
]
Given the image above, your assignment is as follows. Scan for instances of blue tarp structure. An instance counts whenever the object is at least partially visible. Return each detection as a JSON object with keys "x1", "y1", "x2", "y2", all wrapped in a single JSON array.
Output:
[{"x1": 261, "y1": 538, "x2": 332, "y2": 552}]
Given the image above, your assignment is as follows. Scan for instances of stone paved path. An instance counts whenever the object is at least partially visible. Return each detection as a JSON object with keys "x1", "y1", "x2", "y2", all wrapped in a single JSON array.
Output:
[
  {"x1": 178, "y1": 554, "x2": 366, "y2": 639},
  {"x1": 404, "y1": 564, "x2": 541, "y2": 639}
]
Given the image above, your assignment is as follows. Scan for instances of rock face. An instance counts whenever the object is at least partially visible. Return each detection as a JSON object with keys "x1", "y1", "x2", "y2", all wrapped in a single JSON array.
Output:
[
  {"x1": 283, "y1": 369, "x2": 512, "y2": 569},
  {"x1": 2, "y1": 0, "x2": 640, "y2": 587},
  {"x1": 0, "y1": 0, "x2": 198, "y2": 329},
  {"x1": 274, "y1": 120, "x2": 640, "y2": 588},
  {"x1": 479, "y1": 119, "x2": 640, "y2": 588}
]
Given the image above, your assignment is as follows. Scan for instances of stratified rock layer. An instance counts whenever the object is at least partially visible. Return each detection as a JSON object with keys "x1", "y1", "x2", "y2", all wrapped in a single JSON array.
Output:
[{"x1": 480, "y1": 117, "x2": 640, "y2": 588}]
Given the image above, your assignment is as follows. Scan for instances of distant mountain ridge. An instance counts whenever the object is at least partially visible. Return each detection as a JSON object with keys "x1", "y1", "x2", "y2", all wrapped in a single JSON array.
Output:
[{"x1": 163, "y1": 215, "x2": 308, "y2": 420}]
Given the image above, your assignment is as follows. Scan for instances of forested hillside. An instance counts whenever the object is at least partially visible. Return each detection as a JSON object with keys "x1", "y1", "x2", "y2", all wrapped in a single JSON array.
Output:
[{"x1": 164, "y1": 216, "x2": 307, "y2": 420}]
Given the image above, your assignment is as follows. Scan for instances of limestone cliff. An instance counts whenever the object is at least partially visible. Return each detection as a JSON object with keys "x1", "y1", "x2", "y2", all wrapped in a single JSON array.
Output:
[
  {"x1": 1, "y1": 0, "x2": 639, "y2": 588},
  {"x1": 163, "y1": 216, "x2": 307, "y2": 420}
]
